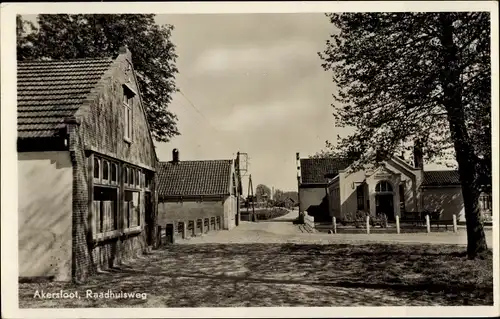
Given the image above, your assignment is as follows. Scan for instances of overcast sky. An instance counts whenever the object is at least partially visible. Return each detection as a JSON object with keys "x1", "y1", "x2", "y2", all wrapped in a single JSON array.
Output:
[
  {"x1": 154, "y1": 13, "x2": 347, "y2": 193},
  {"x1": 21, "y1": 13, "x2": 450, "y2": 193}
]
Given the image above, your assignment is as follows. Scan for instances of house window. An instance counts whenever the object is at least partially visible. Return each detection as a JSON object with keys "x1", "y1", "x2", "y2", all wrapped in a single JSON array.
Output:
[
  {"x1": 124, "y1": 167, "x2": 129, "y2": 185},
  {"x1": 93, "y1": 157, "x2": 100, "y2": 180},
  {"x1": 93, "y1": 187, "x2": 118, "y2": 236},
  {"x1": 111, "y1": 163, "x2": 118, "y2": 184},
  {"x1": 123, "y1": 94, "x2": 133, "y2": 141},
  {"x1": 103, "y1": 160, "x2": 109, "y2": 182},
  {"x1": 375, "y1": 181, "x2": 393, "y2": 192},
  {"x1": 399, "y1": 184, "x2": 406, "y2": 212},
  {"x1": 480, "y1": 194, "x2": 492, "y2": 211},
  {"x1": 136, "y1": 170, "x2": 140, "y2": 188},
  {"x1": 129, "y1": 168, "x2": 135, "y2": 186},
  {"x1": 356, "y1": 184, "x2": 365, "y2": 210},
  {"x1": 124, "y1": 190, "x2": 140, "y2": 228}
]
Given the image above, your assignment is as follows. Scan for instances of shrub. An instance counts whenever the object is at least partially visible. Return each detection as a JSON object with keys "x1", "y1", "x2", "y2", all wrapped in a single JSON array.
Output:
[
  {"x1": 370, "y1": 214, "x2": 388, "y2": 228},
  {"x1": 339, "y1": 210, "x2": 388, "y2": 228},
  {"x1": 340, "y1": 210, "x2": 369, "y2": 228},
  {"x1": 255, "y1": 207, "x2": 289, "y2": 220}
]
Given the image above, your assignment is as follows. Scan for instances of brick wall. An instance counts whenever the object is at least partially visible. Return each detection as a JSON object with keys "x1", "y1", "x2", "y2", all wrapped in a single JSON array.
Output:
[
  {"x1": 76, "y1": 49, "x2": 156, "y2": 170},
  {"x1": 69, "y1": 49, "x2": 158, "y2": 282},
  {"x1": 68, "y1": 123, "x2": 94, "y2": 282}
]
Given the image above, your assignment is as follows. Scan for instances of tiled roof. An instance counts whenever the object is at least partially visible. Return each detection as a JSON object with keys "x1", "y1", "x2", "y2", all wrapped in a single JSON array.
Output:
[
  {"x1": 300, "y1": 158, "x2": 351, "y2": 184},
  {"x1": 17, "y1": 58, "x2": 114, "y2": 139},
  {"x1": 158, "y1": 160, "x2": 233, "y2": 198},
  {"x1": 422, "y1": 170, "x2": 461, "y2": 186}
]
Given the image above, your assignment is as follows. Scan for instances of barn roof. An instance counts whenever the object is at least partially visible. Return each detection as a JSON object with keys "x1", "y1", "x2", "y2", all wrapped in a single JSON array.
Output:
[
  {"x1": 17, "y1": 57, "x2": 113, "y2": 139},
  {"x1": 422, "y1": 170, "x2": 461, "y2": 187},
  {"x1": 299, "y1": 157, "x2": 351, "y2": 185},
  {"x1": 158, "y1": 160, "x2": 233, "y2": 198}
]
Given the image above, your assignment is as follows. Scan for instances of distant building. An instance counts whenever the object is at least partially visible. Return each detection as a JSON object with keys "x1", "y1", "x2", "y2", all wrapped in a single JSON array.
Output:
[
  {"x1": 18, "y1": 47, "x2": 157, "y2": 282},
  {"x1": 157, "y1": 150, "x2": 242, "y2": 230},
  {"x1": 296, "y1": 149, "x2": 492, "y2": 223}
]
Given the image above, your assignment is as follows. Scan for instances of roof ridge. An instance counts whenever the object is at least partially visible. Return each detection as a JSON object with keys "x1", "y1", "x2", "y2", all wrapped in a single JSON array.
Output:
[
  {"x1": 424, "y1": 169, "x2": 459, "y2": 172},
  {"x1": 160, "y1": 159, "x2": 232, "y2": 163},
  {"x1": 18, "y1": 57, "x2": 114, "y2": 64}
]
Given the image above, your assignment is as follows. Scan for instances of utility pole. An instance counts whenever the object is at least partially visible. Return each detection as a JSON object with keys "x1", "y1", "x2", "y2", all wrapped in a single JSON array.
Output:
[
  {"x1": 247, "y1": 174, "x2": 256, "y2": 222},
  {"x1": 235, "y1": 152, "x2": 241, "y2": 226}
]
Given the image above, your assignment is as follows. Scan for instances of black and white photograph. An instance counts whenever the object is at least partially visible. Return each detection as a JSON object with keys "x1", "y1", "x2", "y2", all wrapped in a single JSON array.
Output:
[{"x1": 1, "y1": 1, "x2": 498, "y2": 318}]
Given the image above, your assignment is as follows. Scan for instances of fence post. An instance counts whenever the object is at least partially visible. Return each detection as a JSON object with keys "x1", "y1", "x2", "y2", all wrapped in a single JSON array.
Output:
[
  {"x1": 366, "y1": 215, "x2": 370, "y2": 234},
  {"x1": 396, "y1": 215, "x2": 400, "y2": 234},
  {"x1": 332, "y1": 216, "x2": 337, "y2": 234},
  {"x1": 453, "y1": 214, "x2": 457, "y2": 233},
  {"x1": 425, "y1": 214, "x2": 431, "y2": 233},
  {"x1": 182, "y1": 222, "x2": 187, "y2": 239}
]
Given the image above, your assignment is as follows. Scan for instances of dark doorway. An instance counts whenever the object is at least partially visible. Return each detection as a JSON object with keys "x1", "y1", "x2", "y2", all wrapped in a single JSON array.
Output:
[
  {"x1": 376, "y1": 194, "x2": 394, "y2": 221},
  {"x1": 144, "y1": 192, "x2": 154, "y2": 246}
]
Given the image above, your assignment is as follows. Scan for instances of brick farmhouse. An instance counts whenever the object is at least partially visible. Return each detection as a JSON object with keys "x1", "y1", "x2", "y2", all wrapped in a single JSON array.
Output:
[
  {"x1": 157, "y1": 150, "x2": 242, "y2": 231},
  {"x1": 17, "y1": 47, "x2": 158, "y2": 282}
]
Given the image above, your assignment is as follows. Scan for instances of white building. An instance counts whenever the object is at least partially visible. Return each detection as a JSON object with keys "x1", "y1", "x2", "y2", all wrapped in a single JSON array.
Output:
[{"x1": 296, "y1": 150, "x2": 491, "y2": 223}]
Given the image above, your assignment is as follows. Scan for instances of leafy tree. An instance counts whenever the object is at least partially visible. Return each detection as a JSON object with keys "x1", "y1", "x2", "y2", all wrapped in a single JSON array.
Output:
[
  {"x1": 17, "y1": 15, "x2": 37, "y2": 60},
  {"x1": 319, "y1": 12, "x2": 490, "y2": 259},
  {"x1": 255, "y1": 184, "x2": 272, "y2": 202},
  {"x1": 273, "y1": 189, "x2": 285, "y2": 202},
  {"x1": 16, "y1": 14, "x2": 179, "y2": 142}
]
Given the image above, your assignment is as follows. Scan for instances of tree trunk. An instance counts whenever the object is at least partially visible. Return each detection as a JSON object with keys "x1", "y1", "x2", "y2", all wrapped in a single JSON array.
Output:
[{"x1": 438, "y1": 14, "x2": 488, "y2": 259}]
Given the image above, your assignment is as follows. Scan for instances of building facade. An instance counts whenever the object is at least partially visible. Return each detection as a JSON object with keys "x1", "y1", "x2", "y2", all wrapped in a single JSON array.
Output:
[
  {"x1": 297, "y1": 151, "x2": 492, "y2": 223},
  {"x1": 157, "y1": 150, "x2": 242, "y2": 231},
  {"x1": 18, "y1": 47, "x2": 158, "y2": 282}
]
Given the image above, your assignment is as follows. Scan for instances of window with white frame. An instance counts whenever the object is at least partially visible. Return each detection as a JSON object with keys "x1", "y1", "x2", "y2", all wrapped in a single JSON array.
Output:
[
  {"x1": 93, "y1": 157, "x2": 100, "y2": 182},
  {"x1": 123, "y1": 93, "x2": 133, "y2": 141},
  {"x1": 102, "y1": 160, "x2": 109, "y2": 184},
  {"x1": 123, "y1": 166, "x2": 129, "y2": 185},
  {"x1": 479, "y1": 194, "x2": 492, "y2": 212},
  {"x1": 129, "y1": 167, "x2": 135, "y2": 186},
  {"x1": 375, "y1": 180, "x2": 393, "y2": 192},
  {"x1": 111, "y1": 163, "x2": 118, "y2": 184}
]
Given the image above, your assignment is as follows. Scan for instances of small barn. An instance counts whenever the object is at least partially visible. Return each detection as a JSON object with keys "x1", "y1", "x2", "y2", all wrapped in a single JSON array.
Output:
[{"x1": 157, "y1": 150, "x2": 242, "y2": 231}]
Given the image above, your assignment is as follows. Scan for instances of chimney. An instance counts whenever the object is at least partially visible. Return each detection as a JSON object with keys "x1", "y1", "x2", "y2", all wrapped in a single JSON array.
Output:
[
  {"x1": 172, "y1": 148, "x2": 179, "y2": 163},
  {"x1": 296, "y1": 152, "x2": 302, "y2": 184},
  {"x1": 413, "y1": 141, "x2": 424, "y2": 170}
]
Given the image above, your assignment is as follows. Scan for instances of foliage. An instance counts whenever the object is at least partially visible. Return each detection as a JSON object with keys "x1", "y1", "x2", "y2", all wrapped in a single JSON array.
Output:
[
  {"x1": 16, "y1": 14, "x2": 179, "y2": 142},
  {"x1": 340, "y1": 210, "x2": 388, "y2": 228},
  {"x1": 255, "y1": 184, "x2": 272, "y2": 202},
  {"x1": 254, "y1": 208, "x2": 289, "y2": 220},
  {"x1": 319, "y1": 12, "x2": 490, "y2": 258},
  {"x1": 271, "y1": 189, "x2": 298, "y2": 208},
  {"x1": 319, "y1": 13, "x2": 490, "y2": 173}
]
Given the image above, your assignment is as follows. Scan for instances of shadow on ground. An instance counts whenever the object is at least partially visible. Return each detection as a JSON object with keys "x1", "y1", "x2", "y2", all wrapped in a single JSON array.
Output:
[{"x1": 19, "y1": 243, "x2": 492, "y2": 308}]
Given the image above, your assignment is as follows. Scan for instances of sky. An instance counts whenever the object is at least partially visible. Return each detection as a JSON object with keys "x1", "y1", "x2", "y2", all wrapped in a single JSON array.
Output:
[
  {"x1": 154, "y1": 13, "x2": 346, "y2": 193},
  {"x1": 20, "y1": 13, "x2": 451, "y2": 194}
]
